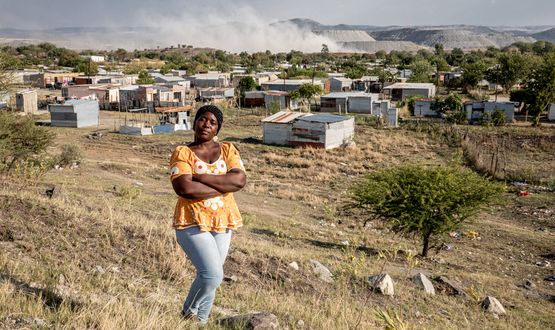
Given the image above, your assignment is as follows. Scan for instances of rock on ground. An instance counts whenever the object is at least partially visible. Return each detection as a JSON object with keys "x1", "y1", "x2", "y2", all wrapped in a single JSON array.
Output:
[
  {"x1": 433, "y1": 276, "x2": 468, "y2": 297},
  {"x1": 523, "y1": 279, "x2": 536, "y2": 290},
  {"x1": 412, "y1": 273, "x2": 435, "y2": 295},
  {"x1": 481, "y1": 296, "x2": 507, "y2": 316},
  {"x1": 309, "y1": 260, "x2": 333, "y2": 283},
  {"x1": 368, "y1": 273, "x2": 395, "y2": 296},
  {"x1": 288, "y1": 261, "x2": 299, "y2": 271},
  {"x1": 219, "y1": 312, "x2": 279, "y2": 330}
]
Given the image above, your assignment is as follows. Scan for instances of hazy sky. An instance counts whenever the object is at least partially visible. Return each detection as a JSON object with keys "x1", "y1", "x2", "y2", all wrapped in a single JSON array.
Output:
[{"x1": 1, "y1": 0, "x2": 554, "y2": 28}]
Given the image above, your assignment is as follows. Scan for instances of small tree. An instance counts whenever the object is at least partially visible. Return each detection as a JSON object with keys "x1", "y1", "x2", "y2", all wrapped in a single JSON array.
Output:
[
  {"x1": 74, "y1": 60, "x2": 98, "y2": 76},
  {"x1": 136, "y1": 70, "x2": 155, "y2": 84},
  {"x1": 350, "y1": 164, "x2": 501, "y2": 257},
  {"x1": 238, "y1": 76, "x2": 257, "y2": 97},
  {"x1": 297, "y1": 83, "x2": 323, "y2": 111},
  {"x1": 408, "y1": 59, "x2": 433, "y2": 83},
  {"x1": 461, "y1": 61, "x2": 487, "y2": 92},
  {"x1": 0, "y1": 112, "x2": 56, "y2": 174},
  {"x1": 522, "y1": 53, "x2": 555, "y2": 126},
  {"x1": 431, "y1": 94, "x2": 462, "y2": 117}
]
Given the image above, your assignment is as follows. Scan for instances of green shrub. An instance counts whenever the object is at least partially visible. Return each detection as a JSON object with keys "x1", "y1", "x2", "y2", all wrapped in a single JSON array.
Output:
[
  {"x1": 349, "y1": 164, "x2": 502, "y2": 256},
  {"x1": 355, "y1": 115, "x2": 381, "y2": 128},
  {"x1": 490, "y1": 108, "x2": 506, "y2": 126},
  {"x1": 57, "y1": 144, "x2": 82, "y2": 167},
  {"x1": 0, "y1": 112, "x2": 56, "y2": 175},
  {"x1": 445, "y1": 110, "x2": 467, "y2": 124},
  {"x1": 267, "y1": 101, "x2": 281, "y2": 114}
]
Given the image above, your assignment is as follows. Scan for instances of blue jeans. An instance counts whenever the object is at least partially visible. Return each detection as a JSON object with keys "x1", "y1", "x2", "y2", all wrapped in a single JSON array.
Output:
[{"x1": 176, "y1": 226, "x2": 232, "y2": 324}]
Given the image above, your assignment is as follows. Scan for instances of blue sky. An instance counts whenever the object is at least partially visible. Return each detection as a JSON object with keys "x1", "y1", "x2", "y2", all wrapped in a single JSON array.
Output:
[{"x1": 0, "y1": 0, "x2": 554, "y2": 28}]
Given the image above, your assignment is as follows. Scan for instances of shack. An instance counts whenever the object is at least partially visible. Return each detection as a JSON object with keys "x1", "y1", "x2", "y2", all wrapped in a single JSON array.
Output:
[
  {"x1": 260, "y1": 79, "x2": 324, "y2": 93},
  {"x1": 261, "y1": 111, "x2": 312, "y2": 145},
  {"x1": 264, "y1": 91, "x2": 299, "y2": 110},
  {"x1": 372, "y1": 100, "x2": 391, "y2": 117},
  {"x1": 48, "y1": 99, "x2": 99, "y2": 128},
  {"x1": 382, "y1": 83, "x2": 436, "y2": 101},
  {"x1": 199, "y1": 87, "x2": 235, "y2": 101},
  {"x1": 414, "y1": 99, "x2": 438, "y2": 117},
  {"x1": 291, "y1": 114, "x2": 355, "y2": 149},
  {"x1": 188, "y1": 73, "x2": 230, "y2": 88},
  {"x1": 353, "y1": 76, "x2": 381, "y2": 93},
  {"x1": 243, "y1": 91, "x2": 265, "y2": 107},
  {"x1": 320, "y1": 92, "x2": 377, "y2": 113},
  {"x1": 15, "y1": 90, "x2": 38, "y2": 113},
  {"x1": 464, "y1": 101, "x2": 515, "y2": 123},
  {"x1": 329, "y1": 77, "x2": 353, "y2": 92}
]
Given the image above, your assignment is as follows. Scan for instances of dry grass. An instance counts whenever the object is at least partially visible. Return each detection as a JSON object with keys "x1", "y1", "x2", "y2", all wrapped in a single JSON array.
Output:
[
  {"x1": 461, "y1": 128, "x2": 555, "y2": 187},
  {"x1": 0, "y1": 110, "x2": 553, "y2": 329}
]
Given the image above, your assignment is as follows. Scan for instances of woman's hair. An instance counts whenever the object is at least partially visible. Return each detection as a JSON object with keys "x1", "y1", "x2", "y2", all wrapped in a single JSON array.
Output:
[{"x1": 193, "y1": 105, "x2": 224, "y2": 133}]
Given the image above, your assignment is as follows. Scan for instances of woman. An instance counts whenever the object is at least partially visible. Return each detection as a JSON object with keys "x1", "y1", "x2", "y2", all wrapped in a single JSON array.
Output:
[{"x1": 169, "y1": 105, "x2": 246, "y2": 325}]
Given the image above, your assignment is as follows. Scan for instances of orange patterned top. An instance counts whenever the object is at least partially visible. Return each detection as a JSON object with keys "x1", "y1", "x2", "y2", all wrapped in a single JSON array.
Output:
[{"x1": 169, "y1": 142, "x2": 245, "y2": 232}]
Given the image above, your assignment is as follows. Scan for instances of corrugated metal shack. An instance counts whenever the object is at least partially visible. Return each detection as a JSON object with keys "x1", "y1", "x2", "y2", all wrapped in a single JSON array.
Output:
[
  {"x1": 243, "y1": 91, "x2": 265, "y2": 107},
  {"x1": 199, "y1": 87, "x2": 235, "y2": 101},
  {"x1": 329, "y1": 77, "x2": 353, "y2": 92},
  {"x1": 261, "y1": 79, "x2": 324, "y2": 93},
  {"x1": 264, "y1": 91, "x2": 299, "y2": 110},
  {"x1": 414, "y1": 99, "x2": 438, "y2": 117},
  {"x1": 372, "y1": 100, "x2": 390, "y2": 117},
  {"x1": 291, "y1": 114, "x2": 355, "y2": 149},
  {"x1": 320, "y1": 92, "x2": 377, "y2": 113},
  {"x1": 383, "y1": 83, "x2": 436, "y2": 101},
  {"x1": 48, "y1": 99, "x2": 99, "y2": 128},
  {"x1": 464, "y1": 101, "x2": 515, "y2": 123},
  {"x1": 262, "y1": 111, "x2": 355, "y2": 149},
  {"x1": 262, "y1": 111, "x2": 311, "y2": 145}
]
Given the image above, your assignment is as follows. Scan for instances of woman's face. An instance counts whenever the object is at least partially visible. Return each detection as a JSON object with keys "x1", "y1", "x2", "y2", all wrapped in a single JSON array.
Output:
[{"x1": 194, "y1": 112, "x2": 219, "y2": 142}]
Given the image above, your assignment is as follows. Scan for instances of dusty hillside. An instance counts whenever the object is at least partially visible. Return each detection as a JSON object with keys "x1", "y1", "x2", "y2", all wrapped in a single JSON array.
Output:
[
  {"x1": 341, "y1": 40, "x2": 427, "y2": 53},
  {"x1": 370, "y1": 27, "x2": 536, "y2": 49},
  {"x1": 0, "y1": 110, "x2": 554, "y2": 329},
  {"x1": 314, "y1": 30, "x2": 376, "y2": 42}
]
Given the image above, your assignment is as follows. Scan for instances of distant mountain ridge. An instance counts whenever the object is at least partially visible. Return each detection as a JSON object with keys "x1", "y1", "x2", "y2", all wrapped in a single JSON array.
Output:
[
  {"x1": 285, "y1": 18, "x2": 552, "y2": 50},
  {"x1": 532, "y1": 28, "x2": 555, "y2": 43}
]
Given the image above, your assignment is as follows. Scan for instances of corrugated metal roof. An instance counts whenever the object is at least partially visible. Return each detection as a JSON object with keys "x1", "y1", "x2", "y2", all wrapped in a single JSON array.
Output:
[
  {"x1": 383, "y1": 83, "x2": 435, "y2": 90},
  {"x1": 121, "y1": 85, "x2": 140, "y2": 91},
  {"x1": 264, "y1": 90, "x2": 289, "y2": 96},
  {"x1": 63, "y1": 99, "x2": 99, "y2": 106},
  {"x1": 262, "y1": 79, "x2": 321, "y2": 85},
  {"x1": 199, "y1": 87, "x2": 234, "y2": 92},
  {"x1": 330, "y1": 77, "x2": 352, "y2": 82},
  {"x1": 322, "y1": 92, "x2": 373, "y2": 99},
  {"x1": 261, "y1": 111, "x2": 312, "y2": 123},
  {"x1": 244, "y1": 91, "x2": 265, "y2": 98},
  {"x1": 298, "y1": 114, "x2": 350, "y2": 123}
]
